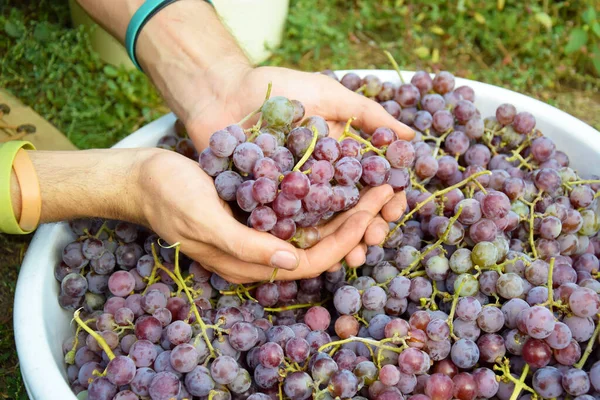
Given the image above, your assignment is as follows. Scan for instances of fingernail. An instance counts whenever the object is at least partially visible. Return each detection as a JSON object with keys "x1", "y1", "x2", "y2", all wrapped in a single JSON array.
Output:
[{"x1": 271, "y1": 251, "x2": 299, "y2": 270}]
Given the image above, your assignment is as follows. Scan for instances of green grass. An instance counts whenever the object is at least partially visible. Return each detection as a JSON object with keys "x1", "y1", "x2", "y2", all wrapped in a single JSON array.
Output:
[{"x1": 0, "y1": 0, "x2": 599, "y2": 398}]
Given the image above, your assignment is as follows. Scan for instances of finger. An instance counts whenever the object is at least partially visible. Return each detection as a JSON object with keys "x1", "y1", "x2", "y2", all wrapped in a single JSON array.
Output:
[
  {"x1": 189, "y1": 211, "x2": 375, "y2": 283},
  {"x1": 344, "y1": 242, "x2": 367, "y2": 268},
  {"x1": 318, "y1": 184, "x2": 394, "y2": 238},
  {"x1": 364, "y1": 216, "x2": 390, "y2": 246},
  {"x1": 207, "y1": 214, "x2": 301, "y2": 271},
  {"x1": 326, "y1": 262, "x2": 343, "y2": 273},
  {"x1": 381, "y1": 191, "x2": 409, "y2": 222},
  {"x1": 293, "y1": 210, "x2": 375, "y2": 278},
  {"x1": 317, "y1": 77, "x2": 414, "y2": 140}
]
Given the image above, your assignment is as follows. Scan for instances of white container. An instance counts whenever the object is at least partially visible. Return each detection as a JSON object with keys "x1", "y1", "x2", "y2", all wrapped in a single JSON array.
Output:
[
  {"x1": 69, "y1": 0, "x2": 289, "y2": 68},
  {"x1": 212, "y1": 0, "x2": 290, "y2": 65},
  {"x1": 14, "y1": 70, "x2": 600, "y2": 399}
]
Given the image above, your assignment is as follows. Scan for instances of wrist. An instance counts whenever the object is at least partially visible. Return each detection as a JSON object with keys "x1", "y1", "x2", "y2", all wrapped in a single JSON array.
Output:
[
  {"x1": 28, "y1": 148, "x2": 159, "y2": 225},
  {"x1": 133, "y1": 0, "x2": 251, "y2": 134}
]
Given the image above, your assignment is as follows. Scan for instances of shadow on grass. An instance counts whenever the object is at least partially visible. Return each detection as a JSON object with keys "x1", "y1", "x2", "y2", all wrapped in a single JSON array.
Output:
[{"x1": 0, "y1": 233, "x2": 30, "y2": 400}]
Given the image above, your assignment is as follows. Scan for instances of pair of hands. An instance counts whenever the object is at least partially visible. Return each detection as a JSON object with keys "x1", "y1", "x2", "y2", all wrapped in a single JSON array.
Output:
[{"x1": 139, "y1": 66, "x2": 414, "y2": 284}]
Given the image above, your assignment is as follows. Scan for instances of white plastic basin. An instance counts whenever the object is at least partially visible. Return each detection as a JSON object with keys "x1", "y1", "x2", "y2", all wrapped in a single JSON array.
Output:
[{"x1": 13, "y1": 70, "x2": 600, "y2": 399}]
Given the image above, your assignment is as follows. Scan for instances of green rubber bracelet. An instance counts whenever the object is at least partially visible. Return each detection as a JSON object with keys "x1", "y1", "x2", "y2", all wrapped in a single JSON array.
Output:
[
  {"x1": 125, "y1": 0, "x2": 214, "y2": 71},
  {"x1": 0, "y1": 140, "x2": 36, "y2": 235}
]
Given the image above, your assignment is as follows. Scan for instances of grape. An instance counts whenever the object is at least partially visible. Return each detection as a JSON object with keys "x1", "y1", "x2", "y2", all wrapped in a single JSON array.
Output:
[
  {"x1": 564, "y1": 315, "x2": 595, "y2": 342},
  {"x1": 481, "y1": 190, "x2": 511, "y2": 220},
  {"x1": 199, "y1": 148, "x2": 229, "y2": 176},
  {"x1": 361, "y1": 156, "x2": 391, "y2": 186},
  {"x1": 249, "y1": 206, "x2": 277, "y2": 231},
  {"x1": 451, "y1": 339, "x2": 479, "y2": 369},
  {"x1": 433, "y1": 110, "x2": 454, "y2": 132},
  {"x1": 562, "y1": 368, "x2": 590, "y2": 396},
  {"x1": 477, "y1": 306, "x2": 504, "y2": 333},
  {"x1": 415, "y1": 155, "x2": 439, "y2": 180},
  {"x1": 532, "y1": 366, "x2": 564, "y2": 398},
  {"x1": 334, "y1": 157, "x2": 362, "y2": 185},
  {"x1": 341, "y1": 73, "x2": 361, "y2": 91},
  {"x1": 433, "y1": 71, "x2": 455, "y2": 94},
  {"x1": 524, "y1": 305, "x2": 555, "y2": 339},
  {"x1": 261, "y1": 96, "x2": 294, "y2": 127},
  {"x1": 184, "y1": 366, "x2": 214, "y2": 397},
  {"x1": 385, "y1": 140, "x2": 415, "y2": 169},
  {"x1": 570, "y1": 185, "x2": 594, "y2": 208},
  {"x1": 283, "y1": 371, "x2": 313, "y2": 400},
  {"x1": 61, "y1": 273, "x2": 88, "y2": 298},
  {"x1": 108, "y1": 271, "x2": 135, "y2": 297},
  {"x1": 425, "y1": 373, "x2": 454, "y2": 400},
  {"x1": 454, "y1": 100, "x2": 476, "y2": 123},
  {"x1": 209, "y1": 130, "x2": 237, "y2": 158},
  {"x1": 88, "y1": 377, "x2": 117, "y2": 400},
  {"x1": 456, "y1": 297, "x2": 482, "y2": 322},
  {"x1": 414, "y1": 111, "x2": 433, "y2": 132},
  {"x1": 236, "y1": 180, "x2": 259, "y2": 211},
  {"x1": 214, "y1": 171, "x2": 243, "y2": 201},
  {"x1": 455, "y1": 199, "x2": 482, "y2": 226},
  {"x1": 63, "y1": 242, "x2": 89, "y2": 269},
  {"x1": 513, "y1": 112, "x2": 536, "y2": 134},
  {"x1": 304, "y1": 306, "x2": 331, "y2": 331},
  {"x1": 445, "y1": 131, "x2": 470, "y2": 156},
  {"x1": 522, "y1": 338, "x2": 552, "y2": 368},
  {"x1": 106, "y1": 355, "x2": 136, "y2": 386},
  {"x1": 313, "y1": 137, "x2": 341, "y2": 163},
  {"x1": 568, "y1": 287, "x2": 600, "y2": 317},
  {"x1": 554, "y1": 339, "x2": 581, "y2": 365},
  {"x1": 398, "y1": 348, "x2": 431, "y2": 374},
  {"x1": 395, "y1": 84, "x2": 420, "y2": 107},
  {"x1": 496, "y1": 272, "x2": 524, "y2": 299},
  {"x1": 329, "y1": 370, "x2": 359, "y2": 398},
  {"x1": 148, "y1": 371, "x2": 181, "y2": 400}
]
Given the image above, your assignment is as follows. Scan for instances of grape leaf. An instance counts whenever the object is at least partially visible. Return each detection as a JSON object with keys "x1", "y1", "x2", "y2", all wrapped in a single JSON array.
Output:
[
  {"x1": 582, "y1": 7, "x2": 596, "y2": 25},
  {"x1": 535, "y1": 13, "x2": 552, "y2": 30},
  {"x1": 413, "y1": 47, "x2": 430, "y2": 59},
  {"x1": 564, "y1": 28, "x2": 588, "y2": 54},
  {"x1": 592, "y1": 46, "x2": 600, "y2": 76},
  {"x1": 592, "y1": 22, "x2": 600, "y2": 39}
]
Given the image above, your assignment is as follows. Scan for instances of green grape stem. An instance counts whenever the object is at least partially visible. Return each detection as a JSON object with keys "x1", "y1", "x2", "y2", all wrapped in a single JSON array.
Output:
[
  {"x1": 149, "y1": 243, "x2": 217, "y2": 362},
  {"x1": 65, "y1": 317, "x2": 96, "y2": 364},
  {"x1": 446, "y1": 279, "x2": 467, "y2": 340},
  {"x1": 387, "y1": 170, "x2": 491, "y2": 240},
  {"x1": 73, "y1": 309, "x2": 115, "y2": 361},
  {"x1": 384, "y1": 204, "x2": 463, "y2": 281},
  {"x1": 318, "y1": 335, "x2": 408, "y2": 361},
  {"x1": 493, "y1": 358, "x2": 535, "y2": 400},
  {"x1": 264, "y1": 297, "x2": 330, "y2": 312},
  {"x1": 237, "y1": 82, "x2": 273, "y2": 127},
  {"x1": 338, "y1": 128, "x2": 385, "y2": 157},
  {"x1": 421, "y1": 280, "x2": 452, "y2": 311},
  {"x1": 292, "y1": 127, "x2": 319, "y2": 172},
  {"x1": 520, "y1": 191, "x2": 543, "y2": 259},
  {"x1": 574, "y1": 313, "x2": 600, "y2": 369},
  {"x1": 383, "y1": 50, "x2": 406, "y2": 84},
  {"x1": 422, "y1": 130, "x2": 452, "y2": 159}
]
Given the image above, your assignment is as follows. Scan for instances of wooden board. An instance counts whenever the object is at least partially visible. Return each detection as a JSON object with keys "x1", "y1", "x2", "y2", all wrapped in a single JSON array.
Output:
[{"x1": 0, "y1": 89, "x2": 78, "y2": 151}]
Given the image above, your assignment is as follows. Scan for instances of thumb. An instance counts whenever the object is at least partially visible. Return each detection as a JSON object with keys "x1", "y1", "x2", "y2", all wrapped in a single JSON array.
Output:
[
  {"x1": 211, "y1": 214, "x2": 301, "y2": 271},
  {"x1": 320, "y1": 76, "x2": 415, "y2": 140}
]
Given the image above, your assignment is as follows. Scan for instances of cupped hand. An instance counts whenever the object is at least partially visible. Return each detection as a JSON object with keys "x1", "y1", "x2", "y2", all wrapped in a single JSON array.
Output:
[
  {"x1": 183, "y1": 66, "x2": 413, "y2": 224},
  {"x1": 137, "y1": 149, "x2": 396, "y2": 284}
]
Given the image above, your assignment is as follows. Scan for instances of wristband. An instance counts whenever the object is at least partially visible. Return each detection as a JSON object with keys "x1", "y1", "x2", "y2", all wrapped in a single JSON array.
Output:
[
  {"x1": 0, "y1": 140, "x2": 40, "y2": 235},
  {"x1": 125, "y1": 0, "x2": 214, "y2": 71}
]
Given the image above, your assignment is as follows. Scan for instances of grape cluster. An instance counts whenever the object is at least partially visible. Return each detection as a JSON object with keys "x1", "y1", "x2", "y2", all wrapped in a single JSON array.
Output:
[
  {"x1": 197, "y1": 87, "x2": 414, "y2": 248},
  {"x1": 56, "y1": 66, "x2": 600, "y2": 400}
]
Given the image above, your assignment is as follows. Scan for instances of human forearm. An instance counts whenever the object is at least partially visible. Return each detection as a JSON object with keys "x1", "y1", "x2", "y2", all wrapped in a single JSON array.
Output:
[
  {"x1": 76, "y1": 0, "x2": 251, "y2": 132},
  {"x1": 10, "y1": 149, "x2": 155, "y2": 225}
]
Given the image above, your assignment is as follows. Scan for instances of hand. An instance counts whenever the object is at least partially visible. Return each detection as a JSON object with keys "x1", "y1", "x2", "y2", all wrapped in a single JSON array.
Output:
[{"x1": 137, "y1": 149, "x2": 396, "y2": 283}]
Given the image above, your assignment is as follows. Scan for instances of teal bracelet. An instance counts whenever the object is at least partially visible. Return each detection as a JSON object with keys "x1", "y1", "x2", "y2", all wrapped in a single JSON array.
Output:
[{"x1": 125, "y1": 0, "x2": 214, "y2": 71}]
